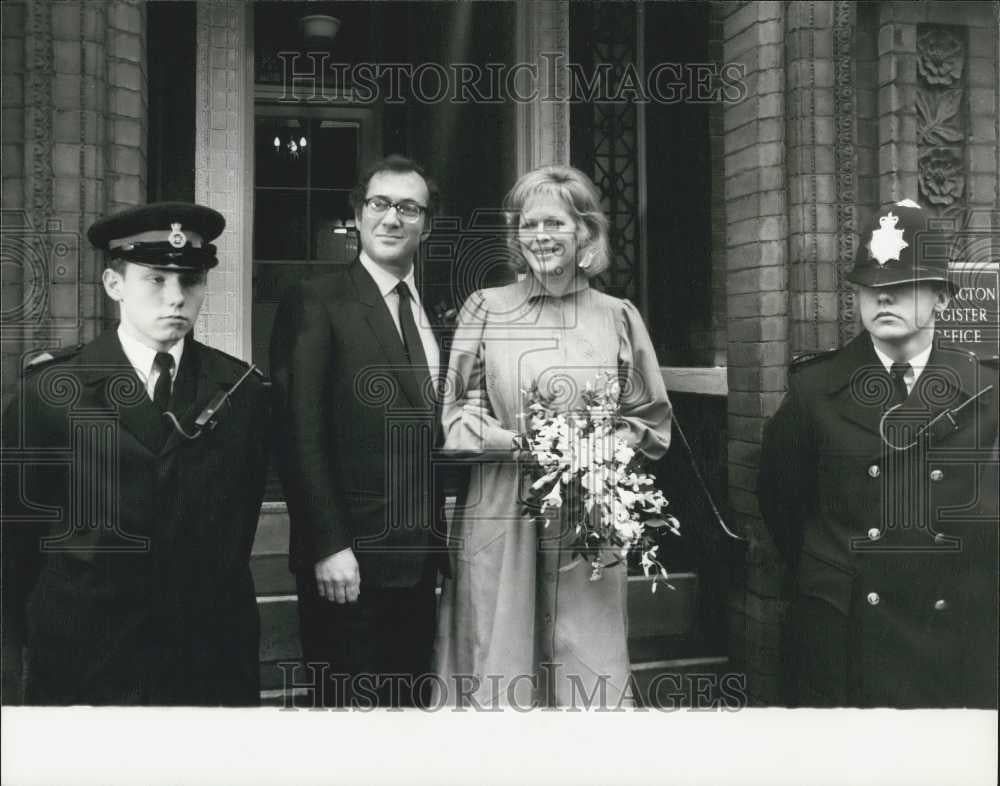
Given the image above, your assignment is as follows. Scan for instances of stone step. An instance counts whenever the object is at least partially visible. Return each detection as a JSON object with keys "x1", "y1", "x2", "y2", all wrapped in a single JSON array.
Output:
[
  {"x1": 253, "y1": 503, "x2": 713, "y2": 704},
  {"x1": 631, "y1": 655, "x2": 738, "y2": 709},
  {"x1": 254, "y1": 575, "x2": 702, "y2": 692},
  {"x1": 260, "y1": 658, "x2": 736, "y2": 709}
]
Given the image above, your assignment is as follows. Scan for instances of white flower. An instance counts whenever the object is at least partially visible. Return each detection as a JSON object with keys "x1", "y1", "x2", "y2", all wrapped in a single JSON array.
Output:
[
  {"x1": 614, "y1": 442, "x2": 634, "y2": 466},
  {"x1": 531, "y1": 470, "x2": 560, "y2": 491},
  {"x1": 540, "y1": 483, "x2": 562, "y2": 511},
  {"x1": 617, "y1": 488, "x2": 637, "y2": 509},
  {"x1": 520, "y1": 371, "x2": 679, "y2": 594}
]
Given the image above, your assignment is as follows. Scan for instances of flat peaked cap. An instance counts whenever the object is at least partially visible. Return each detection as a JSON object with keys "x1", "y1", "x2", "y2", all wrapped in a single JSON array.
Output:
[
  {"x1": 846, "y1": 198, "x2": 953, "y2": 288},
  {"x1": 88, "y1": 202, "x2": 225, "y2": 271}
]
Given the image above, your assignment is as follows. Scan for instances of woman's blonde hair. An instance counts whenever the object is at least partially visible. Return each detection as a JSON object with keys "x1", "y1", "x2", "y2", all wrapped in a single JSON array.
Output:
[{"x1": 503, "y1": 165, "x2": 611, "y2": 278}]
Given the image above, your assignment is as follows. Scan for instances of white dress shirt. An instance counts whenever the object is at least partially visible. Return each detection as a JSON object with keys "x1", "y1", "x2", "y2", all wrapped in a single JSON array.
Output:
[
  {"x1": 359, "y1": 253, "x2": 440, "y2": 383},
  {"x1": 872, "y1": 341, "x2": 932, "y2": 395},
  {"x1": 117, "y1": 326, "x2": 184, "y2": 401}
]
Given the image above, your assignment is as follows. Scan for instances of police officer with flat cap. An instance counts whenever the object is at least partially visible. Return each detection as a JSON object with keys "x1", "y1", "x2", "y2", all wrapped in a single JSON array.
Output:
[
  {"x1": 1, "y1": 202, "x2": 270, "y2": 705},
  {"x1": 758, "y1": 199, "x2": 998, "y2": 708}
]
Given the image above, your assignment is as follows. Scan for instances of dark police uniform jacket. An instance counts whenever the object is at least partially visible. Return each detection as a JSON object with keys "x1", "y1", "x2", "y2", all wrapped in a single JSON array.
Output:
[
  {"x1": 758, "y1": 331, "x2": 998, "y2": 708},
  {"x1": 269, "y1": 260, "x2": 448, "y2": 586},
  {"x1": 1, "y1": 330, "x2": 270, "y2": 705}
]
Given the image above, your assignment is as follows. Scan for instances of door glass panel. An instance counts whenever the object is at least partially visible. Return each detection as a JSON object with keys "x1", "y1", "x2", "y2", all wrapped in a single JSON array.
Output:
[
  {"x1": 310, "y1": 190, "x2": 355, "y2": 261},
  {"x1": 255, "y1": 116, "x2": 308, "y2": 188},
  {"x1": 311, "y1": 121, "x2": 359, "y2": 189},
  {"x1": 253, "y1": 189, "x2": 307, "y2": 260},
  {"x1": 252, "y1": 108, "x2": 363, "y2": 395}
]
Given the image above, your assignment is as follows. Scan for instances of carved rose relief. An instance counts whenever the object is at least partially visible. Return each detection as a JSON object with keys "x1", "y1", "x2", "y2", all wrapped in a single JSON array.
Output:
[
  {"x1": 917, "y1": 28, "x2": 964, "y2": 86},
  {"x1": 918, "y1": 147, "x2": 965, "y2": 206},
  {"x1": 915, "y1": 25, "x2": 967, "y2": 216}
]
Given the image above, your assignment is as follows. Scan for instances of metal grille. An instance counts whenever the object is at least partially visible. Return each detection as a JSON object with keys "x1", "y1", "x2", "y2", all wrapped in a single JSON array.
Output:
[{"x1": 574, "y1": 4, "x2": 640, "y2": 301}]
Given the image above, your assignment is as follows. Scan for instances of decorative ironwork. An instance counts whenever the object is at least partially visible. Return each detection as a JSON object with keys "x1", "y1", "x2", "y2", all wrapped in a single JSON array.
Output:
[{"x1": 575, "y1": 4, "x2": 640, "y2": 301}]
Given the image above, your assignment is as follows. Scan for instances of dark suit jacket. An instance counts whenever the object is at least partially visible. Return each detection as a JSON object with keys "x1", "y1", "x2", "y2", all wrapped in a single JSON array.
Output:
[
  {"x1": 269, "y1": 260, "x2": 447, "y2": 587},
  {"x1": 1, "y1": 330, "x2": 270, "y2": 705},
  {"x1": 758, "y1": 332, "x2": 998, "y2": 707}
]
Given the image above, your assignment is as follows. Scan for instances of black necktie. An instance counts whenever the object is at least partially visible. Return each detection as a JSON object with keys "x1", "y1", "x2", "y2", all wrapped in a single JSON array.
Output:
[
  {"x1": 152, "y1": 352, "x2": 175, "y2": 412},
  {"x1": 395, "y1": 282, "x2": 432, "y2": 398},
  {"x1": 888, "y1": 362, "x2": 911, "y2": 408}
]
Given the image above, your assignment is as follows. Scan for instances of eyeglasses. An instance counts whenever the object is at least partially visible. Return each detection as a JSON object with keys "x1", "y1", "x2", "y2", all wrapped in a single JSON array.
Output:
[{"x1": 363, "y1": 196, "x2": 427, "y2": 223}]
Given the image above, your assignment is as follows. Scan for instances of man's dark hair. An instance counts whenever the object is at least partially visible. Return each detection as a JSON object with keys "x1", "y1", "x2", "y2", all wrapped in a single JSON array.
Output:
[
  {"x1": 349, "y1": 154, "x2": 440, "y2": 222},
  {"x1": 106, "y1": 258, "x2": 128, "y2": 275}
]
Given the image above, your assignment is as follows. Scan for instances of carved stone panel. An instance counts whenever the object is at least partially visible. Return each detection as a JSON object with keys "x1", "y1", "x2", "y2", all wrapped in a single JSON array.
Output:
[{"x1": 915, "y1": 25, "x2": 968, "y2": 221}]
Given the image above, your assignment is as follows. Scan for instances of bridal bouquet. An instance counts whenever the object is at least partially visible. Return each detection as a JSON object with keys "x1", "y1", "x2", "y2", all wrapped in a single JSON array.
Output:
[{"x1": 519, "y1": 372, "x2": 679, "y2": 590}]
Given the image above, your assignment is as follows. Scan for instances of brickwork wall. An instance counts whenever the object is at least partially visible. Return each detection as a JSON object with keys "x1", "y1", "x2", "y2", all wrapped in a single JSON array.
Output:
[
  {"x1": 853, "y1": 0, "x2": 880, "y2": 281},
  {"x1": 193, "y1": 0, "x2": 251, "y2": 358},
  {"x1": 719, "y1": 0, "x2": 788, "y2": 705},
  {"x1": 1, "y1": 1, "x2": 30, "y2": 396},
  {"x1": 706, "y1": 3, "x2": 729, "y2": 365},
  {"x1": 1, "y1": 0, "x2": 146, "y2": 406},
  {"x1": 785, "y1": 1, "x2": 839, "y2": 355},
  {"x1": 722, "y1": 0, "x2": 999, "y2": 705}
]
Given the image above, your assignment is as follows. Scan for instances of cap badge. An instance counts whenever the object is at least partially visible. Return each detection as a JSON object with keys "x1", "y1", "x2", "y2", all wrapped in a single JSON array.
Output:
[
  {"x1": 868, "y1": 211, "x2": 908, "y2": 267},
  {"x1": 168, "y1": 223, "x2": 187, "y2": 249}
]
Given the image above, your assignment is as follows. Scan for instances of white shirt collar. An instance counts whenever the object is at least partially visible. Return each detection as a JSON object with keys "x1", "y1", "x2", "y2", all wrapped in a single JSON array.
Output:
[
  {"x1": 117, "y1": 325, "x2": 184, "y2": 380},
  {"x1": 872, "y1": 340, "x2": 932, "y2": 385},
  {"x1": 359, "y1": 252, "x2": 420, "y2": 303}
]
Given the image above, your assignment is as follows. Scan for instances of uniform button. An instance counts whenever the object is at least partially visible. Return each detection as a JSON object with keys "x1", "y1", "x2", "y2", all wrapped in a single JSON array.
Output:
[
  {"x1": 544, "y1": 614, "x2": 552, "y2": 623},
  {"x1": 866, "y1": 592, "x2": 880, "y2": 606},
  {"x1": 933, "y1": 599, "x2": 948, "y2": 611},
  {"x1": 867, "y1": 528, "x2": 881, "y2": 541},
  {"x1": 929, "y1": 469, "x2": 944, "y2": 482},
  {"x1": 934, "y1": 533, "x2": 948, "y2": 545},
  {"x1": 868, "y1": 465, "x2": 880, "y2": 478}
]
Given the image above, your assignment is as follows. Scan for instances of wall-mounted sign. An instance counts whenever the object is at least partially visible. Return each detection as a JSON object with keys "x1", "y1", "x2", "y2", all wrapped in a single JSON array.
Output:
[{"x1": 938, "y1": 263, "x2": 999, "y2": 358}]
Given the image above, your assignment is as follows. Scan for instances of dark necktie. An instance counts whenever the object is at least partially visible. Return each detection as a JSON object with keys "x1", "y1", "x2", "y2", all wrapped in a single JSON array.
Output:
[
  {"x1": 152, "y1": 352, "x2": 175, "y2": 412},
  {"x1": 888, "y1": 361, "x2": 911, "y2": 408},
  {"x1": 395, "y1": 282, "x2": 432, "y2": 399}
]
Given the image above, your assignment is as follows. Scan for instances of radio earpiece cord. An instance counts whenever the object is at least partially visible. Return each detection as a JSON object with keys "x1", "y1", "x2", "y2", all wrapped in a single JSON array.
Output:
[{"x1": 164, "y1": 364, "x2": 262, "y2": 440}]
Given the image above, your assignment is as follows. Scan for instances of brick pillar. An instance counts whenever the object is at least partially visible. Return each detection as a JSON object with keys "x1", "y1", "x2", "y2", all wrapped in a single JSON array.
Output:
[
  {"x1": 876, "y1": 4, "x2": 919, "y2": 204},
  {"x1": 721, "y1": 0, "x2": 788, "y2": 705},
  {"x1": 1, "y1": 1, "x2": 30, "y2": 396},
  {"x1": 785, "y1": 1, "x2": 840, "y2": 355},
  {"x1": 194, "y1": 0, "x2": 251, "y2": 358},
  {"x1": 1, "y1": 0, "x2": 146, "y2": 405},
  {"x1": 515, "y1": 0, "x2": 569, "y2": 171},
  {"x1": 707, "y1": 2, "x2": 729, "y2": 365}
]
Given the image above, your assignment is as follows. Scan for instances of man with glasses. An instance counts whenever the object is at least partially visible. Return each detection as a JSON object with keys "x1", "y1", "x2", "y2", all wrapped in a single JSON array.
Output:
[{"x1": 270, "y1": 155, "x2": 448, "y2": 707}]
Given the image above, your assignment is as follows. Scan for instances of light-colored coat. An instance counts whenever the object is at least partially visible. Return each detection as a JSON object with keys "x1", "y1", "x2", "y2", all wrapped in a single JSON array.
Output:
[{"x1": 433, "y1": 278, "x2": 672, "y2": 708}]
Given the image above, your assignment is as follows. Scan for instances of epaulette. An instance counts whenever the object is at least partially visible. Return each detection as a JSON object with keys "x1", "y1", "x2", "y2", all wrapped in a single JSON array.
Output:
[
  {"x1": 790, "y1": 347, "x2": 838, "y2": 372},
  {"x1": 204, "y1": 344, "x2": 267, "y2": 383},
  {"x1": 206, "y1": 344, "x2": 252, "y2": 370},
  {"x1": 23, "y1": 344, "x2": 84, "y2": 374}
]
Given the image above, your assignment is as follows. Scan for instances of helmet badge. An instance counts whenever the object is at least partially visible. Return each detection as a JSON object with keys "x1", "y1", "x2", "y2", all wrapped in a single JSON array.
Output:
[{"x1": 868, "y1": 211, "x2": 908, "y2": 267}]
